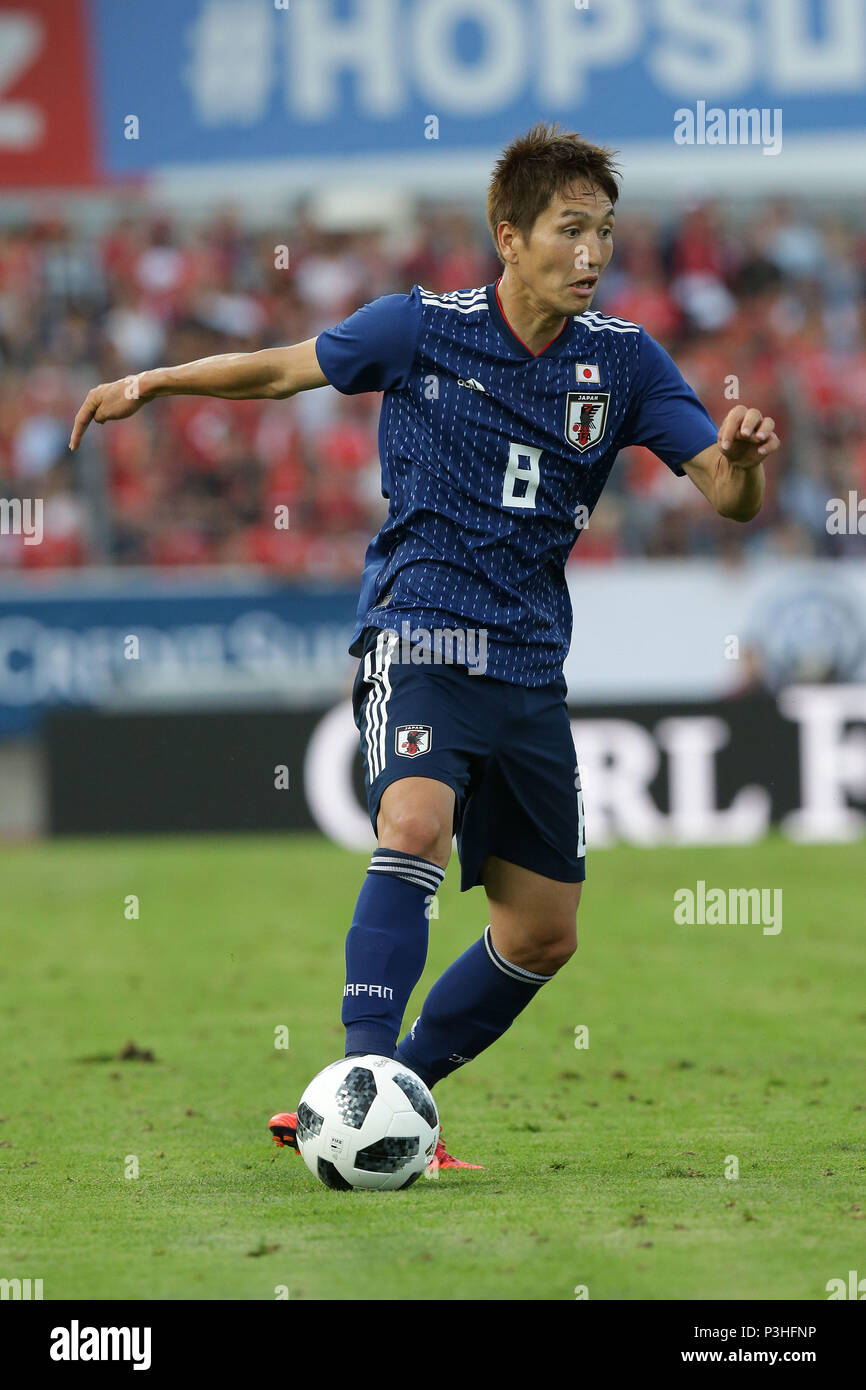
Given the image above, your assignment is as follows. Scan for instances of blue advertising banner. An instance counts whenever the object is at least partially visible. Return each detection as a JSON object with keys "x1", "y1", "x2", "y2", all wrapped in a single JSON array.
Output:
[
  {"x1": 0, "y1": 579, "x2": 358, "y2": 737},
  {"x1": 87, "y1": 0, "x2": 866, "y2": 172}
]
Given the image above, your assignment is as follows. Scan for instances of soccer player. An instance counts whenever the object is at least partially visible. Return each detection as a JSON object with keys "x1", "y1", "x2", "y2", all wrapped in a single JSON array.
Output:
[{"x1": 70, "y1": 123, "x2": 780, "y2": 1175}]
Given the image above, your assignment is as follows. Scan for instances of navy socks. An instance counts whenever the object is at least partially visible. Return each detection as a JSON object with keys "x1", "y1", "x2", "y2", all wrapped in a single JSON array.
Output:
[
  {"x1": 393, "y1": 925, "x2": 554, "y2": 1088},
  {"x1": 342, "y1": 848, "x2": 444, "y2": 1057}
]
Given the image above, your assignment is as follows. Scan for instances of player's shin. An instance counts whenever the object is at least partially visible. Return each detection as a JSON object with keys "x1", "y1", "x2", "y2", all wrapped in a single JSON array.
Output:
[
  {"x1": 342, "y1": 847, "x2": 444, "y2": 1057},
  {"x1": 393, "y1": 925, "x2": 554, "y2": 1087}
]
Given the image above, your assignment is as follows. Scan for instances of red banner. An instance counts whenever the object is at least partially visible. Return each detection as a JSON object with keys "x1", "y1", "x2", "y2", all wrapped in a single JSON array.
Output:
[{"x1": 0, "y1": 0, "x2": 100, "y2": 187}]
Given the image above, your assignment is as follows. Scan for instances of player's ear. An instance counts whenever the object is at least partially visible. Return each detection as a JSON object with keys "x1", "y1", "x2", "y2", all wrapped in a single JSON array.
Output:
[{"x1": 497, "y1": 221, "x2": 519, "y2": 263}]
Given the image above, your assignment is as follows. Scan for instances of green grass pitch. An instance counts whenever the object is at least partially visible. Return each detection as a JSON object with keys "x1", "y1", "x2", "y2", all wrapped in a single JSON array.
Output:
[{"x1": 1, "y1": 832, "x2": 863, "y2": 1301}]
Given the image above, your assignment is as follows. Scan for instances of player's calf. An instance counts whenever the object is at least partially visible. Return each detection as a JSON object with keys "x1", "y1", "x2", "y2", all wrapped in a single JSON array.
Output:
[
  {"x1": 393, "y1": 865, "x2": 581, "y2": 1088},
  {"x1": 342, "y1": 844, "x2": 445, "y2": 1058}
]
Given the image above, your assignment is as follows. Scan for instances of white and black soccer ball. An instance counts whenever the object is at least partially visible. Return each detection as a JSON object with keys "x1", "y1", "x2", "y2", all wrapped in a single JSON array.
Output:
[{"x1": 296, "y1": 1056, "x2": 439, "y2": 1191}]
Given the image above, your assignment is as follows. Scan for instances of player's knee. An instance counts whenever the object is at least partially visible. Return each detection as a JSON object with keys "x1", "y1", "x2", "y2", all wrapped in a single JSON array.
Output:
[
  {"x1": 540, "y1": 931, "x2": 578, "y2": 973},
  {"x1": 377, "y1": 808, "x2": 448, "y2": 866},
  {"x1": 507, "y1": 923, "x2": 577, "y2": 975},
  {"x1": 542, "y1": 897, "x2": 580, "y2": 971}
]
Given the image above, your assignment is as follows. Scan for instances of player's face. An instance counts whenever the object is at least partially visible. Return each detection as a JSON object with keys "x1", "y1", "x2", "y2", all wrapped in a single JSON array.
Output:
[{"x1": 520, "y1": 184, "x2": 615, "y2": 315}]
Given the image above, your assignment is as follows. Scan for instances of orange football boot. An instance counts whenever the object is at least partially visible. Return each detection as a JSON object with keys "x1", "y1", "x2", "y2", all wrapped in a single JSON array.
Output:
[{"x1": 268, "y1": 1111, "x2": 299, "y2": 1151}]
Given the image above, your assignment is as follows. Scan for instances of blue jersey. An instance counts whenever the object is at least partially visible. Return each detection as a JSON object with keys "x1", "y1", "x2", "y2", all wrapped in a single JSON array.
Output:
[{"x1": 315, "y1": 280, "x2": 718, "y2": 686}]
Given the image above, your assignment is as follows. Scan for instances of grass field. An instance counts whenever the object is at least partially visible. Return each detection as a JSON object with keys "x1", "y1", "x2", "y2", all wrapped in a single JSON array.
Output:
[{"x1": 1, "y1": 832, "x2": 864, "y2": 1302}]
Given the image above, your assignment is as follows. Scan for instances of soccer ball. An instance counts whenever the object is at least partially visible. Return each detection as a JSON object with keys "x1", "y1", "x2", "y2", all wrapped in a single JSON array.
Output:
[{"x1": 295, "y1": 1055, "x2": 439, "y2": 1191}]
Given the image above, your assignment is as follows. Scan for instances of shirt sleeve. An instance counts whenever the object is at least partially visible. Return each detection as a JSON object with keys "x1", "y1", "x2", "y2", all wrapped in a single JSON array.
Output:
[
  {"x1": 620, "y1": 329, "x2": 719, "y2": 475},
  {"x1": 314, "y1": 288, "x2": 422, "y2": 395}
]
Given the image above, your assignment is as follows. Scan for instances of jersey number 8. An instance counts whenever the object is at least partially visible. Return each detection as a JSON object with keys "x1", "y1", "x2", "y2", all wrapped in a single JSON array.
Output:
[{"x1": 502, "y1": 441, "x2": 542, "y2": 509}]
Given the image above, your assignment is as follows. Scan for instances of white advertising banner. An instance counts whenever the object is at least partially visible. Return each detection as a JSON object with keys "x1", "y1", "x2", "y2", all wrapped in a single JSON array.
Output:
[{"x1": 563, "y1": 559, "x2": 865, "y2": 701}]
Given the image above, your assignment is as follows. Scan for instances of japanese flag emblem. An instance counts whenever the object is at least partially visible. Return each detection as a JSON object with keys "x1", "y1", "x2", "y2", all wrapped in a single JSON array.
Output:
[{"x1": 565, "y1": 391, "x2": 610, "y2": 452}]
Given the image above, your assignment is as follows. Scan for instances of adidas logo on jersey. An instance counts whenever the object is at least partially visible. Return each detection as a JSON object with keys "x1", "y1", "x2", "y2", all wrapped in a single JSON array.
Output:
[{"x1": 458, "y1": 377, "x2": 487, "y2": 392}]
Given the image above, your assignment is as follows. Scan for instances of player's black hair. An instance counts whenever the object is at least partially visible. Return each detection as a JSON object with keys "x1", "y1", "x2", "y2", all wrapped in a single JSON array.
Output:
[{"x1": 487, "y1": 121, "x2": 621, "y2": 263}]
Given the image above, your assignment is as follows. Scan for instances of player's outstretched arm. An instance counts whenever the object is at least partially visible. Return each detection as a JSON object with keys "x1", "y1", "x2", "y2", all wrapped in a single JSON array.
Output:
[
  {"x1": 681, "y1": 405, "x2": 779, "y2": 522},
  {"x1": 68, "y1": 337, "x2": 328, "y2": 451}
]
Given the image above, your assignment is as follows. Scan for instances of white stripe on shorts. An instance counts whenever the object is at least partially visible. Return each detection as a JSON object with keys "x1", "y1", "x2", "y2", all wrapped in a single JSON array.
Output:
[{"x1": 364, "y1": 630, "x2": 397, "y2": 781}]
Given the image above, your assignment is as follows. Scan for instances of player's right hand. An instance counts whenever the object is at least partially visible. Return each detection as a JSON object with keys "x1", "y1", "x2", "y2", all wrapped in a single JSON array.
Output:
[{"x1": 69, "y1": 375, "x2": 148, "y2": 451}]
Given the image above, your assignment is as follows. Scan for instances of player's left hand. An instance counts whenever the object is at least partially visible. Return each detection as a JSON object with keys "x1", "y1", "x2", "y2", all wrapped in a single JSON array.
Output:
[{"x1": 718, "y1": 406, "x2": 780, "y2": 468}]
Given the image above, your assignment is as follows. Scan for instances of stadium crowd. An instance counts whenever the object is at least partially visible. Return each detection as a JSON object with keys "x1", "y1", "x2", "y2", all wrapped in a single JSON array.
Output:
[{"x1": 1, "y1": 197, "x2": 864, "y2": 574}]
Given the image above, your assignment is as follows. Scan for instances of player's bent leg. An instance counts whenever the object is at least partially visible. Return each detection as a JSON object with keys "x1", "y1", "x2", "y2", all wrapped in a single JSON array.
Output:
[
  {"x1": 483, "y1": 857, "x2": 581, "y2": 976},
  {"x1": 392, "y1": 919, "x2": 554, "y2": 1089},
  {"x1": 394, "y1": 858, "x2": 580, "y2": 1092},
  {"x1": 341, "y1": 777, "x2": 456, "y2": 1060}
]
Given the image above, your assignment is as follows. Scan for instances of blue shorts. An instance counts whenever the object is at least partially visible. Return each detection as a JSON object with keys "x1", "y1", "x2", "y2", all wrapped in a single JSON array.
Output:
[{"x1": 351, "y1": 626, "x2": 586, "y2": 892}]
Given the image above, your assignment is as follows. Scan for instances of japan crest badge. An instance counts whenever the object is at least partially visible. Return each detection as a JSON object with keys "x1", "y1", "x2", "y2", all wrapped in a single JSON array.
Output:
[
  {"x1": 395, "y1": 725, "x2": 432, "y2": 758},
  {"x1": 565, "y1": 391, "x2": 609, "y2": 453}
]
